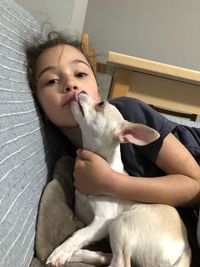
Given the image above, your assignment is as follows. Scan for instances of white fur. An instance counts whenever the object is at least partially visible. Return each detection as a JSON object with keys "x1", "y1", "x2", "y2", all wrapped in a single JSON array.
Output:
[
  {"x1": 197, "y1": 208, "x2": 200, "y2": 247},
  {"x1": 46, "y1": 93, "x2": 191, "y2": 267}
]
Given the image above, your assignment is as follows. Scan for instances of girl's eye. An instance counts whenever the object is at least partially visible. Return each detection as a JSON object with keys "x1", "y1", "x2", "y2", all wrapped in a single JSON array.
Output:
[
  {"x1": 76, "y1": 72, "x2": 88, "y2": 78},
  {"x1": 46, "y1": 79, "x2": 59, "y2": 86}
]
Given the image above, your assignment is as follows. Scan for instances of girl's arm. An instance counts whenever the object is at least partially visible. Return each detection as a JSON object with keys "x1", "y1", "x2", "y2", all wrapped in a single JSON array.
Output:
[{"x1": 74, "y1": 133, "x2": 200, "y2": 207}]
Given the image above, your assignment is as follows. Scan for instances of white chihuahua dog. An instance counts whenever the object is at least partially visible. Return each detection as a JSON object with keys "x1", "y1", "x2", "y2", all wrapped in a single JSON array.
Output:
[{"x1": 46, "y1": 92, "x2": 191, "y2": 267}]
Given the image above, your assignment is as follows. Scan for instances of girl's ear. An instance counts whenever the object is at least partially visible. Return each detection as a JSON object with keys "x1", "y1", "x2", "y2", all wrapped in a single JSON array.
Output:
[{"x1": 113, "y1": 121, "x2": 160, "y2": 146}]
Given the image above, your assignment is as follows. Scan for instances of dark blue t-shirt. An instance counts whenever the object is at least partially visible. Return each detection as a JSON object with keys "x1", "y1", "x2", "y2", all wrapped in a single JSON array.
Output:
[{"x1": 110, "y1": 97, "x2": 200, "y2": 177}]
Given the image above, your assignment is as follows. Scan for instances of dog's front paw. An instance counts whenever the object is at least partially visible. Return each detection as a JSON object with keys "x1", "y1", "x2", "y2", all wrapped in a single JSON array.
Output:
[{"x1": 46, "y1": 244, "x2": 73, "y2": 267}]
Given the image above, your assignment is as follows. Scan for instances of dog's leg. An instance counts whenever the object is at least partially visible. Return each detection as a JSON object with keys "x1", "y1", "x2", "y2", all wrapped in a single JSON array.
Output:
[
  {"x1": 46, "y1": 217, "x2": 111, "y2": 266},
  {"x1": 172, "y1": 246, "x2": 191, "y2": 267},
  {"x1": 70, "y1": 249, "x2": 112, "y2": 265},
  {"x1": 108, "y1": 221, "x2": 131, "y2": 267},
  {"x1": 197, "y1": 207, "x2": 200, "y2": 247},
  {"x1": 107, "y1": 251, "x2": 126, "y2": 267}
]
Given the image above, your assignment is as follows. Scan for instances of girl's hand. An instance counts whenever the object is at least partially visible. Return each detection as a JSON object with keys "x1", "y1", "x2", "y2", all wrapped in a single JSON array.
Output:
[{"x1": 73, "y1": 149, "x2": 114, "y2": 196}]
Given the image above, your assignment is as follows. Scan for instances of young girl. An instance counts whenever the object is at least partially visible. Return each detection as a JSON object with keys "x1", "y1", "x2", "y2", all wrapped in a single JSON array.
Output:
[{"x1": 25, "y1": 31, "x2": 200, "y2": 252}]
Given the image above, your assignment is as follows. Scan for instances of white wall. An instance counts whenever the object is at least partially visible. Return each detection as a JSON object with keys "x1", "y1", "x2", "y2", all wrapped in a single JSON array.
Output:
[
  {"x1": 70, "y1": 0, "x2": 88, "y2": 35},
  {"x1": 84, "y1": 0, "x2": 200, "y2": 70},
  {"x1": 16, "y1": 0, "x2": 88, "y2": 36}
]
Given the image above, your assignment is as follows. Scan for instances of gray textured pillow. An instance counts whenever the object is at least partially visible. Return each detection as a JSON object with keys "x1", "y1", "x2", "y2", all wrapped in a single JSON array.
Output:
[{"x1": 0, "y1": 1, "x2": 64, "y2": 266}]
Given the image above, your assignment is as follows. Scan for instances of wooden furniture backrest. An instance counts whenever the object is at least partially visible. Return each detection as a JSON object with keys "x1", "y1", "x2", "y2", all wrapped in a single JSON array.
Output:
[
  {"x1": 108, "y1": 51, "x2": 200, "y2": 121},
  {"x1": 81, "y1": 33, "x2": 97, "y2": 73}
]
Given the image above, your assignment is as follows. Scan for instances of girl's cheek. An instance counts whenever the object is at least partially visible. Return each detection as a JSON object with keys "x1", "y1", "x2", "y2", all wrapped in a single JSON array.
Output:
[{"x1": 38, "y1": 91, "x2": 56, "y2": 105}]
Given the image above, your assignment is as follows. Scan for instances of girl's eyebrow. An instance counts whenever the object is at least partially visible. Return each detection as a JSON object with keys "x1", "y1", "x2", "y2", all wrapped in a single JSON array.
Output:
[
  {"x1": 37, "y1": 66, "x2": 58, "y2": 78},
  {"x1": 72, "y1": 59, "x2": 91, "y2": 68},
  {"x1": 37, "y1": 59, "x2": 91, "y2": 79}
]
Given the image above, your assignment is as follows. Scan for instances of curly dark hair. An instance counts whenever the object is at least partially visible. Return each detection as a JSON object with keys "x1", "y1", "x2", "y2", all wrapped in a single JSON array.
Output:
[{"x1": 25, "y1": 31, "x2": 93, "y2": 95}]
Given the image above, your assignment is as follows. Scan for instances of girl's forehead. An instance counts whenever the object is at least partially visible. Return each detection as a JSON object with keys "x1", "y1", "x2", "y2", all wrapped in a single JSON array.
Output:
[
  {"x1": 36, "y1": 44, "x2": 88, "y2": 75},
  {"x1": 40, "y1": 44, "x2": 86, "y2": 62}
]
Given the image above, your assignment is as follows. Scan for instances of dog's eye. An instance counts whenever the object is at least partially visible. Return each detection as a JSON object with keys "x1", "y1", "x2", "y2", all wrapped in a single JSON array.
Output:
[
  {"x1": 97, "y1": 101, "x2": 105, "y2": 108},
  {"x1": 95, "y1": 101, "x2": 106, "y2": 113}
]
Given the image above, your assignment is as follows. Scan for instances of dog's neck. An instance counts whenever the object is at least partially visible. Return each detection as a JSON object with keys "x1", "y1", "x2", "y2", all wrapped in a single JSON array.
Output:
[
  {"x1": 106, "y1": 145, "x2": 125, "y2": 173},
  {"x1": 82, "y1": 138, "x2": 125, "y2": 174}
]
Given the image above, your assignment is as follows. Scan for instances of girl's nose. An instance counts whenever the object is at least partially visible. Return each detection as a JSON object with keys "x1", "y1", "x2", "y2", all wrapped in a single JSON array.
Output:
[
  {"x1": 64, "y1": 84, "x2": 78, "y2": 92},
  {"x1": 64, "y1": 78, "x2": 79, "y2": 92}
]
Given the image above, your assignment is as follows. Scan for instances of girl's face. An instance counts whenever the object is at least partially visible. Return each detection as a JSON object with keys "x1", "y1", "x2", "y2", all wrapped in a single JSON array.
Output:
[{"x1": 35, "y1": 44, "x2": 100, "y2": 128}]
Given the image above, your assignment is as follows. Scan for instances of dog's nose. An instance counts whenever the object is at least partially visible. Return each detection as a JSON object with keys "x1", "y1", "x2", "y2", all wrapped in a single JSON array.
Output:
[{"x1": 78, "y1": 90, "x2": 87, "y2": 96}]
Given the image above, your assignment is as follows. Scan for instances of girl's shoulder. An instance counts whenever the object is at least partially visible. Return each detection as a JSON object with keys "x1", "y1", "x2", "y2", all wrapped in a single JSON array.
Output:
[{"x1": 109, "y1": 97, "x2": 177, "y2": 134}]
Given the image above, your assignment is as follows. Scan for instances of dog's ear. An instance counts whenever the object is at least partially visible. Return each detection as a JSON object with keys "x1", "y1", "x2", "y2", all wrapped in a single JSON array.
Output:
[{"x1": 113, "y1": 121, "x2": 160, "y2": 145}]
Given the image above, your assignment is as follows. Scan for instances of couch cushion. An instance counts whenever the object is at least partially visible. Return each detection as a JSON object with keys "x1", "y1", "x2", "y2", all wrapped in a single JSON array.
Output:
[{"x1": 0, "y1": 1, "x2": 64, "y2": 266}]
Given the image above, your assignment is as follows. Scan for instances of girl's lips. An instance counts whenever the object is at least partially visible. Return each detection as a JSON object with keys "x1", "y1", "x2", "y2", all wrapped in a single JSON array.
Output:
[{"x1": 63, "y1": 93, "x2": 77, "y2": 107}]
